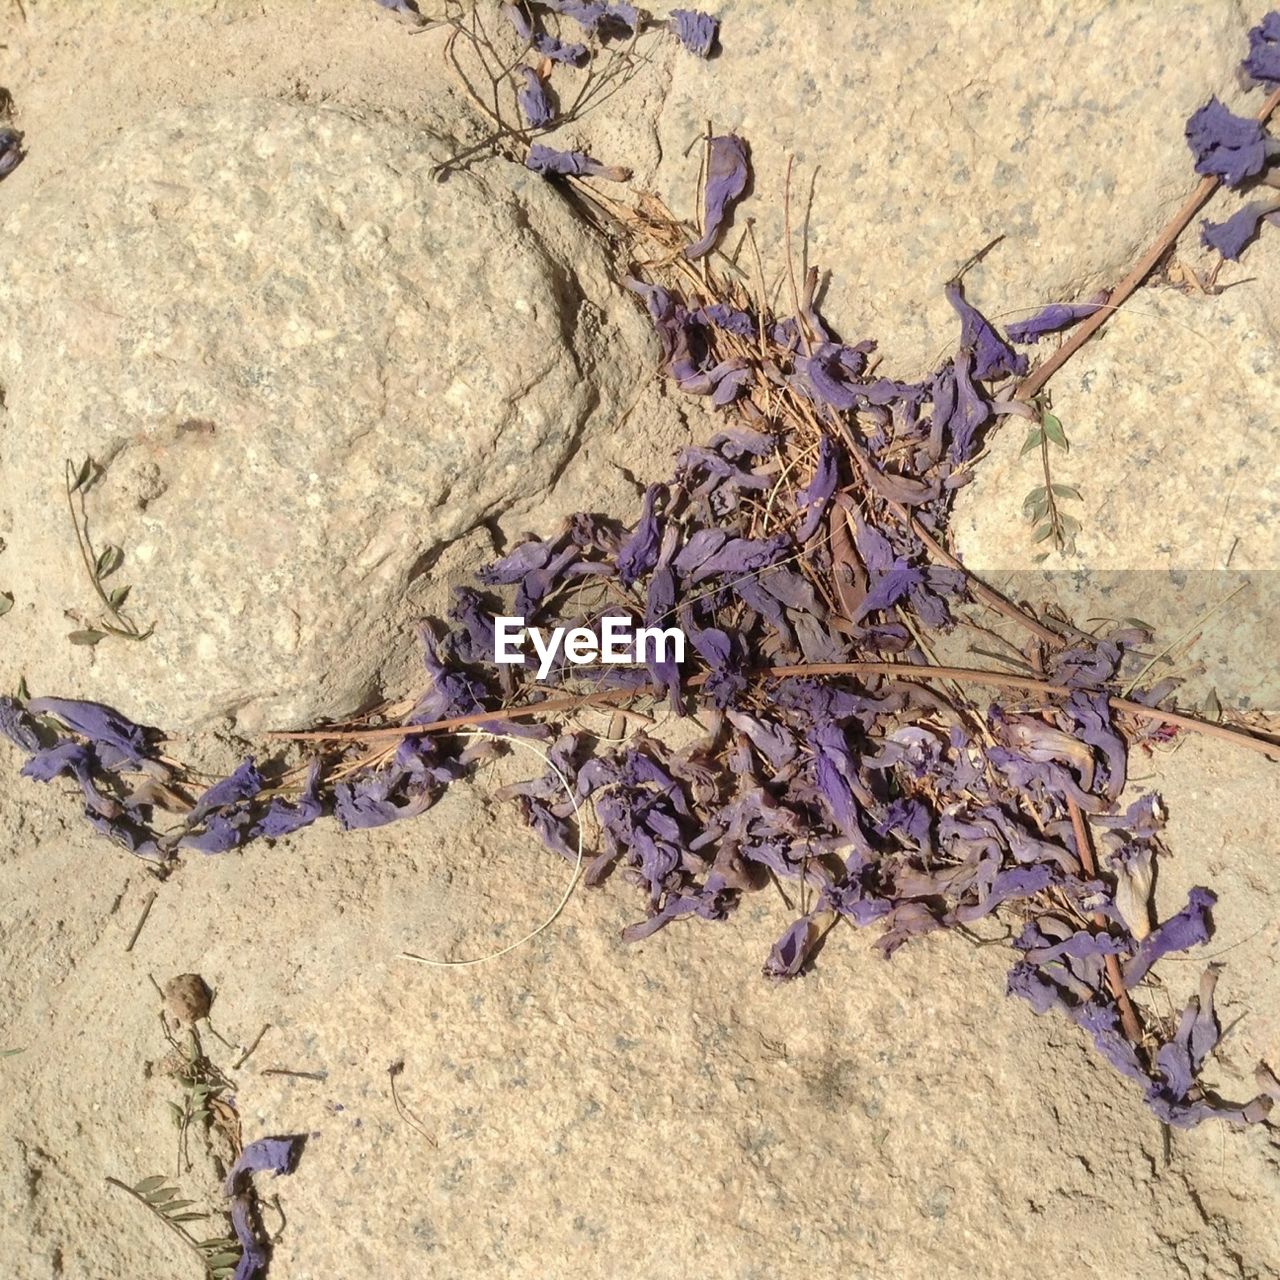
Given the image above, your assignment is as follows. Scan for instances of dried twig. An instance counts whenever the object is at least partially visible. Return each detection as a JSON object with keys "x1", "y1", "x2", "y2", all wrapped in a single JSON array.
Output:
[
  {"x1": 1016, "y1": 84, "x2": 1280, "y2": 401},
  {"x1": 124, "y1": 890, "x2": 157, "y2": 953}
]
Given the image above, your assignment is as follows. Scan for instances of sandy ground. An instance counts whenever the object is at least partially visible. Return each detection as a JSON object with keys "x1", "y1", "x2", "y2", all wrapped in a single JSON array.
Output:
[{"x1": 1, "y1": 3, "x2": 1279, "y2": 1279}]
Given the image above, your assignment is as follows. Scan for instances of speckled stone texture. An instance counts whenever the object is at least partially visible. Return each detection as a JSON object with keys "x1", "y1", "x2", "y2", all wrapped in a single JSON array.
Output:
[
  {"x1": 0, "y1": 99, "x2": 659, "y2": 732},
  {"x1": 2, "y1": 3, "x2": 1279, "y2": 1280},
  {"x1": 637, "y1": 0, "x2": 1249, "y2": 372},
  {"x1": 1, "y1": 742, "x2": 1278, "y2": 1279}
]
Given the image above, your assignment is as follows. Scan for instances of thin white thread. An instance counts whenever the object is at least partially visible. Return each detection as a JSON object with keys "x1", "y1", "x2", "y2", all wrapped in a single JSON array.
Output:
[{"x1": 400, "y1": 729, "x2": 584, "y2": 969}]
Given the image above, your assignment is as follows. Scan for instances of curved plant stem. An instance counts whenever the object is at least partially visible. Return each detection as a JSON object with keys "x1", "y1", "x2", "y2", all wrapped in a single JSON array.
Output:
[
  {"x1": 897, "y1": 507, "x2": 1068, "y2": 649},
  {"x1": 1016, "y1": 84, "x2": 1280, "y2": 402},
  {"x1": 270, "y1": 660, "x2": 1279, "y2": 759}
]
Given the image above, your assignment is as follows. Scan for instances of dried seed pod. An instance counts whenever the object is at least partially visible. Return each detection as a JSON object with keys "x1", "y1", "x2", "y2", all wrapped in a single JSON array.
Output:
[{"x1": 163, "y1": 973, "x2": 212, "y2": 1025}]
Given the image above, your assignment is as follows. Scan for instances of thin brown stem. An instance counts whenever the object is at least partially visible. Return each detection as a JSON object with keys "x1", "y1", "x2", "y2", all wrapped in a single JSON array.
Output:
[
  {"x1": 896, "y1": 506, "x2": 1067, "y2": 650},
  {"x1": 782, "y1": 156, "x2": 811, "y2": 353},
  {"x1": 268, "y1": 658, "x2": 1279, "y2": 760},
  {"x1": 1067, "y1": 790, "x2": 1145, "y2": 1042},
  {"x1": 1017, "y1": 84, "x2": 1280, "y2": 401}
]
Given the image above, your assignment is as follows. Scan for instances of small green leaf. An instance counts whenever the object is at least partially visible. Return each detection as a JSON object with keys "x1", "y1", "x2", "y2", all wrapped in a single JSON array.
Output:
[
  {"x1": 204, "y1": 1251, "x2": 242, "y2": 1269},
  {"x1": 1, "y1": 1047, "x2": 25, "y2": 1058},
  {"x1": 169, "y1": 1211, "x2": 210, "y2": 1222},
  {"x1": 1032, "y1": 523, "x2": 1056, "y2": 544},
  {"x1": 196, "y1": 1238, "x2": 237, "y2": 1250},
  {"x1": 1020, "y1": 428, "x2": 1044, "y2": 456},
  {"x1": 70, "y1": 458, "x2": 93, "y2": 492},
  {"x1": 16, "y1": 676, "x2": 29, "y2": 701},
  {"x1": 1031, "y1": 552, "x2": 1051, "y2": 565},
  {"x1": 133, "y1": 1175, "x2": 167, "y2": 1194},
  {"x1": 1023, "y1": 486, "x2": 1047, "y2": 502},
  {"x1": 143, "y1": 1187, "x2": 178, "y2": 1204},
  {"x1": 96, "y1": 545, "x2": 124, "y2": 579},
  {"x1": 108, "y1": 584, "x2": 131, "y2": 609},
  {"x1": 1203, "y1": 689, "x2": 1221, "y2": 722},
  {"x1": 1050, "y1": 483, "x2": 1082, "y2": 500},
  {"x1": 0, "y1": 591, "x2": 12, "y2": 618},
  {"x1": 1026, "y1": 496, "x2": 1049, "y2": 522},
  {"x1": 1059, "y1": 514, "x2": 1082, "y2": 536},
  {"x1": 68, "y1": 629, "x2": 106, "y2": 646},
  {"x1": 1042, "y1": 412, "x2": 1068, "y2": 450}
]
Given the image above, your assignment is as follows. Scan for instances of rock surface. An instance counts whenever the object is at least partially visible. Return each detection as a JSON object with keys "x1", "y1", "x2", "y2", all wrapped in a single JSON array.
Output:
[
  {"x1": 947, "y1": 236, "x2": 1280, "y2": 711},
  {"x1": 1, "y1": 4, "x2": 1279, "y2": 1280},
  {"x1": 0, "y1": 98, "x2": 656, "y2": 732},
  {"x1": 639, "y1": 0, "x2": 1251, "y2": 373},
  {"x1": 1, "y1": 738, "x2": 1277, "y2": 1279}
]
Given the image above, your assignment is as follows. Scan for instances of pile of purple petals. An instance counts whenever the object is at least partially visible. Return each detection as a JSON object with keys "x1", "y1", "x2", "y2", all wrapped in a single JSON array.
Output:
[
  {"x1": 5, "y1": 215, "x2": 1277, "y2": 1126},
  {"x1": 4, "y1": 3, "x2": 1279, "y2": 1137},
  {"x1": 497, "y1": 1, "x2": 720, "y2": 178}
]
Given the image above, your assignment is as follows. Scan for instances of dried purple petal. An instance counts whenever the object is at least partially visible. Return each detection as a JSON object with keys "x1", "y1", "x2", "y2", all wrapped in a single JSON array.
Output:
[
  {"x1": 944, "y1": 281, "x2": 1027, "y2": 381},
  {"x1": 479, "y1": 537, "x2": 554, "y2": 585},
  {"x1": 21, "y1": 741, "x2": 117, "y2": 817},
  {"x1": 514, "y1": 794, "x2": 577, "y2": 859},
  {"x1": 544, "y1": 0, "x2": 637, "y2": 37},
  {"x1": 178, "y1": 808, "x2": 254, "y2": 855},
  {"x1": 1070, "y1": 1002, "x2": 1149, "y2": 1084},
  {"x1": 1200, "y1": 199, "x2": 1280, "y2": 260},
  {"x1": 503, "y1": 3, "x2": 591, "y2": 64},
  {"x1": 406, "y1": 625, "x2": 491, "y2": 724},
  {"x1": 1154, "y1": 964, "x2": 1223, "y2": 1098},
  {"x1": 525, "y1": 142, "x2": 629, "y2": 180},
  {"x1": 954, "y1": 864, "x2": 1056, "y2": 923},
  {"x1": 0, "y1": 695, "x2": 41, "y2": 753},
  {"x1": 1006, "y1": 300, "x2": 1104, "y2": 344},
  {"x1": 707, "y1": 359, "x2": 752, "y2": 406},
  {"x1": 696, "y1": 302, "x2": 756, "y2": 337},
  {"x1": 1124, "y1": 887, "x2": 1216, "y2": 988},
  {"x1": 685, "y1": 134, "x2": 749, "y2": 261},
  {"x1": 622, "y1": 874, "x2": 734, "y2": 940},
  {"x1": 26, "y1": 695, "x2": 153, "y2": 769},
  {"x1": 617, "y1": 485, "x2": 665, "y2": 586},
  {"x1": 794, "y1": 340, "x2": 873, "y2": 409},
  {"x1": 1243, "y1": 11, "x2": 1280, "y2": 86},
  {"x1": 229, "y1": 1198, "x2": 267, "y2": 1280},
  {"x1": 1062, "y1": 691, "x2": 1126, "y2": 800},
  {"x1": 687, "y1": 533, "x2": 788, "y2": 584},
  {"x1": 794, "y1": 436, "x2": 838, "y2": 542},
  {"x1": 224, "y1": 1135, "x2": 303, "y2": 1280},
  {"x1": 516, "y1": 66, "x2": 556, "y2": 129},
  {"x1": 0, "y1": 127, "x2": 23, "y2": 179},
  {"x1": 187, "y1": 757, "x2": 264, "y2": 826},
  {"x1": 669, "y1": 9, "x2": 718, "y2": 57},
  {"x1": 763, "y1": 913, "x2": 820, "y2": 981},
  {"x1": 853, "y1": 562, "x2": 921, "y2": 622},
  {"x1": 537, "y1": 31, "x2": 590, "y2": 63},
  {"x1": 334, "y1": 772, "x2": 435, "y2": 830},
  {"x1": 1184, "y1": 97, "x2": 1275, "y2": 187},
  {"x1": 252, "y1": 759, "x2": 324, "y2": 840}
]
